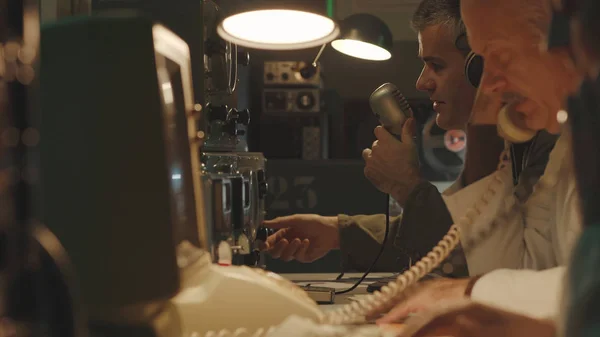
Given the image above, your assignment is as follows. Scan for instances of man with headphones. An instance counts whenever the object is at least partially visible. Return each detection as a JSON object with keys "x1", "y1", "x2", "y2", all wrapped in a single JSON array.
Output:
[{"x1": 262, "y1": 0, "x2": 557, "y2": 314}]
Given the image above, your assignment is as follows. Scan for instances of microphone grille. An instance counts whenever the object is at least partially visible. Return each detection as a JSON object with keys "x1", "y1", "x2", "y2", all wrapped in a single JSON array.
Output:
[{"x1": 392, "y1": 89, "x2": 413, "y2": 117}]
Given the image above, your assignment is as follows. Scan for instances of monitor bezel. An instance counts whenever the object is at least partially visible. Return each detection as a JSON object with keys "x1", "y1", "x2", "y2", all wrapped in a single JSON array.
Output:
[{"x1": 152, "y1": 24, "x2": 209, "y2": 259}]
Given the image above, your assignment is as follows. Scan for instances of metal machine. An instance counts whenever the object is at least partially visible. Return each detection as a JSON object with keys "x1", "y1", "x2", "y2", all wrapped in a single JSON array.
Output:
[
  {"x1": 200, "y1": 97, "x2": 269, "y2": 268},
  {"x1": 199, "y1": 0, "x2": 271, "y2": 268},
  {"x1": 202, "y1": 152, "x2": 269, "y2": 266}
]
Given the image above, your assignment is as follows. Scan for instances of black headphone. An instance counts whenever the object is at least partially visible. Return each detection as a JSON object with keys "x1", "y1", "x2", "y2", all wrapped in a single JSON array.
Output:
[{"x1": 455, "y1": 32, "x2": 484, "y2": 88}]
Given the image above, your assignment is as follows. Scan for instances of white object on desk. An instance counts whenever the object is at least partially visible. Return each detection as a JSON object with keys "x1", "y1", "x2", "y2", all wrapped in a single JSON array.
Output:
[
  {"x1": 172, "y1": 253, "x2": 323, "y2": 335},
  {"x1": 217, "y1": 241, "x2": 232, "y2": 266}
]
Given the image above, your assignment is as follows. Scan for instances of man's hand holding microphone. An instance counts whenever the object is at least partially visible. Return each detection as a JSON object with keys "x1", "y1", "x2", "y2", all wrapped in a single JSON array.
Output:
[{"x1": 363, "y1": 117, "x2": 423, "y2": 206}]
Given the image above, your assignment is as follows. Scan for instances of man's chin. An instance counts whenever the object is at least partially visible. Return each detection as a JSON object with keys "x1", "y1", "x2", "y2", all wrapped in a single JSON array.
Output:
[
  {"x1": 435, "y1": 113, "x2": 444, "y2": 128},
  {"x1": 435, "y1": 114, "x2": 453, "y2": 131}
]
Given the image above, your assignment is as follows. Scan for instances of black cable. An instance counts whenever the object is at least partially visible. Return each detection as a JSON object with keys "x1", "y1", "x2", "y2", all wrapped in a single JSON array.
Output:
[{"x1": 335, "y1": 194, "x2": 391, "y2": 295}]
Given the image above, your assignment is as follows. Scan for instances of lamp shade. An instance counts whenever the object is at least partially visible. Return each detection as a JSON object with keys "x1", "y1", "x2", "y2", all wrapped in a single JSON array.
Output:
[
  {"x1": 217, "y1": 1, "x2": 339, "y2": 50},
  {"x1": 331, "y1": 13, "x2": 393, "y2": 61}
]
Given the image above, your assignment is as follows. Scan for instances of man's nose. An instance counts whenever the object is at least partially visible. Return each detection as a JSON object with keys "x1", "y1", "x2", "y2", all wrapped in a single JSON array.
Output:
[
  {"x1": 416, "y1": 72, "x2": 435, "y2": 93},
  {"x1": 479, "y1": 71, "x2": 507, "y2": 94}
]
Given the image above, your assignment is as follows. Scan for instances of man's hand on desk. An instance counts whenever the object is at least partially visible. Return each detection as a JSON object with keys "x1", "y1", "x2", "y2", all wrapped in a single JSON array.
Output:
[
  {"x1": 395, "y1": 300, "x2": 556, "y2": 337},
  {"x1": 259, "y1": 214, "x2": 339, "y2": 263},
  {"x1": 362, "y1": 119, "x2": 424, "y2": 206},
  {"x1": 366, "y1": 277, "x2": 471, "y2": 324}
]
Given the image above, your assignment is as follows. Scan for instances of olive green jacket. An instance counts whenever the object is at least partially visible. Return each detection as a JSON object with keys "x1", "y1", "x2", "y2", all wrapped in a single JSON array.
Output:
[{"x1": 337, "y1": 181, "x2": 465, "y2": 275}]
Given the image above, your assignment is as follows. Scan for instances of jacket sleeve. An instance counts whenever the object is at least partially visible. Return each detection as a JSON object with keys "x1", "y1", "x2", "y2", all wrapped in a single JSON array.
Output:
[
  {"x1": 470, "y1": 266, "x2": 566, "y2": 319},
  {"x1": 337, "y1": 213, "x2": 407, "y2": 272},
  {"x1": 338, "y1": 181, "x2": 465, "y2": 276}
]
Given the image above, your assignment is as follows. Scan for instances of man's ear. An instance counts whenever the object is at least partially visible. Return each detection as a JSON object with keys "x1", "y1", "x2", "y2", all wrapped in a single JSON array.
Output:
[{"x1": 454, "y1": 32, "x2": 471, "y2": 54}]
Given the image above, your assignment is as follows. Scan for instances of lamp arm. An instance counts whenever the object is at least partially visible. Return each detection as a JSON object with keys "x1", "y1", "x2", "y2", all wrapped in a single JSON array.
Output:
[{"x1": 312, "y1": 43, "x2": 327, "y2": 67}]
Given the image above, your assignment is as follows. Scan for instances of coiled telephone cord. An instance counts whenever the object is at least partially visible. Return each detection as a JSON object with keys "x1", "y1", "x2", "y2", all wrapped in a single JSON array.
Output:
[
  {"x1": 203, "y1": 327, "x2": 277, "y2": 337},
  {"x1": 203, "y1": 147, "x2": 522, "y2": 335},
  {"x1": 321, "y1": 145, "x2": 533, "y2": 325}
]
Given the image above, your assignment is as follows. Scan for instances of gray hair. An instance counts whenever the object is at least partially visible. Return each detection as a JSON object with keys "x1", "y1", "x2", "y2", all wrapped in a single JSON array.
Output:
[
  {"x1": 521, "y1": 0, "x2": 552, "y2": 41},
  {"x1": 410, "y1": 0, "x2": 466, "y2": 40}
]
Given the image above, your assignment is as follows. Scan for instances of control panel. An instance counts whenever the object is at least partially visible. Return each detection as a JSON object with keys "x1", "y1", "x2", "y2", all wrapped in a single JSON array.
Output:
[
  {"x1": 263, "y1": 61, "x2": 321, "y2": 87},
  {"x1": 262, "y1": 89, "x2": 320, "y2": 114}
]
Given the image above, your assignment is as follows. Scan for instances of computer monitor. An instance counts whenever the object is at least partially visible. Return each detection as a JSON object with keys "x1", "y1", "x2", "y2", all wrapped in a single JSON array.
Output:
[{"x1": 40, "y1": 15, "x2": 208, "y2": 318}]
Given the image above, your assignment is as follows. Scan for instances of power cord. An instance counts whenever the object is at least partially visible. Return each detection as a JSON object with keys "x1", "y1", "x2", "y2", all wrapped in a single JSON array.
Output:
[{"x1": 335, "y1": 194, "x2": 391, "y2": 295}]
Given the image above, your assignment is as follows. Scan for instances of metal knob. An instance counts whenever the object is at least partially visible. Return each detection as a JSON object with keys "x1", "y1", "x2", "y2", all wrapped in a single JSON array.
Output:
[
  {"x1": 256, "y1": 226, "x2": 275, "y2": 242},
  {"x1": 300, "y1": 64, "x2": 317, "y2": 79},
  {"x1": 232, "y1": 108, "x2": 251, "y2": 126}
]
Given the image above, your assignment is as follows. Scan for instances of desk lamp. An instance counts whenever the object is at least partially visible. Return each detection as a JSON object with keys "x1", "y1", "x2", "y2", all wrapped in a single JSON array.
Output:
[
  {"x1": 216, "y1": 1, "x2": 392, "y2": 62},
  {"x1": 330, "y1": 13, "x2": 393, "y2": 61},
  {"x1": 303, "y1": 12, "x2": 393, "y2": 78}
]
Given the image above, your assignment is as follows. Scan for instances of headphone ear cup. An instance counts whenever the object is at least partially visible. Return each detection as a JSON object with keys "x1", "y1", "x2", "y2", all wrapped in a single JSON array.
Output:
[{"x1": 464, "y1": 52, "x2": 484, "y2": 88}]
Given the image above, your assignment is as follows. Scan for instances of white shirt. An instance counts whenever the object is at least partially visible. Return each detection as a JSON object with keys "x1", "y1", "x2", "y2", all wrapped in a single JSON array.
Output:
[{"x1": 441, "y1": 133, "x2": 581, "y2": 319}]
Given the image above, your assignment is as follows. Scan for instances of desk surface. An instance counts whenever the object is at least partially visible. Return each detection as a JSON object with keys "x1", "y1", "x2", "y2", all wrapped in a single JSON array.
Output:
[
  {"x1": 282, "y1": 272, "x2": 397, "y2": 307},
  {"x1": 282, "y1": 273, "x2": 407, "y2": 334}
]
